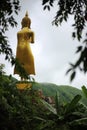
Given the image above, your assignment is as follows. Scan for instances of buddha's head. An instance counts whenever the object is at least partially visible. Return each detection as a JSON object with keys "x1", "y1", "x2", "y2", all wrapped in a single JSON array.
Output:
[{"x1": 21, "y1": 11, "x2": 31, "y2": 29}]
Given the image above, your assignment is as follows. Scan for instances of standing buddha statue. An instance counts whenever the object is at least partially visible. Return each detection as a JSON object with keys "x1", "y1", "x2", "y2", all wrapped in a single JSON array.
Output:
[{"x1": 14, "y1": 12, "x2": 35, "y2": 80}]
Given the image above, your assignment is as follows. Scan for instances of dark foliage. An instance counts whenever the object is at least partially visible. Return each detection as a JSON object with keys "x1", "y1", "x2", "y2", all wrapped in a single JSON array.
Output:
[
  {"x1": 42, "y1": 0, "x2": 87, "y2": 81},
  {"x1": 0, "y1": 73, "x2": 50, "y2": 130},
  {"x1": 42, "y1": 0, "x2": 86, "y2": 41},
  {"x1": 0, "y1": 0, "x2": 20, "y2": 61},
  {"x1": 66, "y1": 34, "x2": 87, "y2": 81},
  {"x1": 0, "y1": 0, "x2": 20, "y2": 71},
  {"x1": 38, "y1": 91, "x2": 87, "y2": 130},
  {"x1": 0, "y1": 68, "x2": 87, "y2": 130}
]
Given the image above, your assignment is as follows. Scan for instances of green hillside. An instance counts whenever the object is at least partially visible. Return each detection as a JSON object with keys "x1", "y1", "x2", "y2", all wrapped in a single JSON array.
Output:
[
  {"x1": 32, "y1": 82, "x2": 87, "y2": 105},
  {"x1": 3, "y1": 75, "x2": 87, "y2": 105}
]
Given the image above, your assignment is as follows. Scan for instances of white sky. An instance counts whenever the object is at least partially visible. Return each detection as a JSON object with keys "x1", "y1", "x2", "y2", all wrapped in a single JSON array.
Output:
[{"x1": 1, "y1": 0, "x2": 87, "y2": 89}]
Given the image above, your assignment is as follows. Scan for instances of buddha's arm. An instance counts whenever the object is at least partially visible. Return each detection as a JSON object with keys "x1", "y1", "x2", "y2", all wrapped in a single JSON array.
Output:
[{"x1": 29, "y1": 31, "x2": 35, "y2": 43}]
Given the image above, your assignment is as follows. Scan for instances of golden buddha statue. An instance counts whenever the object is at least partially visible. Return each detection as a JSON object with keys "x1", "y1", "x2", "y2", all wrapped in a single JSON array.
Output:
[{"x1": 14, "y1": 12, "x2": 35, "y2": 80}]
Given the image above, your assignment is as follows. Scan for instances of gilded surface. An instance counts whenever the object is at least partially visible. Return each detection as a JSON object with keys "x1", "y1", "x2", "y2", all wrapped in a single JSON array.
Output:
[{"x1": 14, "y1": 12, "x2": 35, "y2": 78}]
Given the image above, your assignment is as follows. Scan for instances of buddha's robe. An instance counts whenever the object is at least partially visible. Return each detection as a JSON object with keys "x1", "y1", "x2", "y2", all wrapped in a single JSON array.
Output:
[{"x1": 14, "y1": 27, "x2": 35, "y2": 76}]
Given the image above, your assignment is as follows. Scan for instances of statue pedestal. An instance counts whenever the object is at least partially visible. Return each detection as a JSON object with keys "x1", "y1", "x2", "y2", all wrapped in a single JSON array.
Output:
[{"x1": 16, "y1": 81, "x2": 32, "y2": 90}]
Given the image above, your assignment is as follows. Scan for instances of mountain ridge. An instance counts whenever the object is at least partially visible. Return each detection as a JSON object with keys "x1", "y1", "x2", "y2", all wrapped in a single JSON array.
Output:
[{"x1": 32, "y1": 82, "x2": 87, "y2": 105}]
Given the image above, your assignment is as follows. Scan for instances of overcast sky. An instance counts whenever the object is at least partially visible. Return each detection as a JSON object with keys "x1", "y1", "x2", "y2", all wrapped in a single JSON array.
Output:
[{"x1": 1, "y1": 0, "x2": 87, "y2": 89}]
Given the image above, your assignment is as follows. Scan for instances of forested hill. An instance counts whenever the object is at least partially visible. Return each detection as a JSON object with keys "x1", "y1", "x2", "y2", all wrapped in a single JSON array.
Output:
[
  {"x1": 32, "y1": 82, "x2": 87, "y2": 105},
  {"x1": 2, "y1": 75, "x2": 87, "y2": 105}
]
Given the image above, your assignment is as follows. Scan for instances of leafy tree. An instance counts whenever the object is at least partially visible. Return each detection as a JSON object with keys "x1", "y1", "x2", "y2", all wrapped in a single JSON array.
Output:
[
  {"x1": 42, "y1": 0, "x2": 87, "y2": 81},
  {"x1": 0, "y1": 0, "x2": 20, "y2": 62}
]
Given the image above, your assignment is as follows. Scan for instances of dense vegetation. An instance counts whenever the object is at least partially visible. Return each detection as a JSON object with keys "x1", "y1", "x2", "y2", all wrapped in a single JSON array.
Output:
[{"x1": 0, "y1": 67, "x2": 87, "y2": 130}]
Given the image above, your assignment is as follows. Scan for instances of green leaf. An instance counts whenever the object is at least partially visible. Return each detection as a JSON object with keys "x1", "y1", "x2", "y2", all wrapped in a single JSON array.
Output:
[
  {"x1": 70, "y1": 71, "x2": 76, "y2": 82},
  {"x1": 34, "y1": 116, "x2": 46, "y2": 122},
  {"x1": 55, "y1": 91, "x2": 60, "y2": 115},
  {"x1": 43, "y1": 5, "x2": 50, "y2": 10},
  {"x1": 76, "y1": 46, "x2": 82, "y2": 53},
  {"x1": 42, "y1": 0, "x2": 49, "y2": 5},
  {"x1": 47, "y1": 5, "x2": 50, "y2": 11},
  {"x1": 43, "y1": 5, "x2": 47, "y2": 10},
  {"x1": 82, "y1": 86, "x2": 87, "y2": 98},
  {"x1": 40, "y1": 99, "x2": 57, "y2": 115},
  {"x1": 83, "y1": 39, "x2": 87, "y2": 44},
  {"x1": 65, "y1": 95, "x2": 82, "y2": 114},
  {"x1": 70, "y1": 117, "x2": 87, "y2": 126},
  {"x1": 55, "y1": 92, "x2": 64, "y2": 120},
  {"x1": 66, "y1": 68, "x2": 72, "y2": 75},
  {"x1": 72, "y1": 32, "x2": 76, "y2": 38}
]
